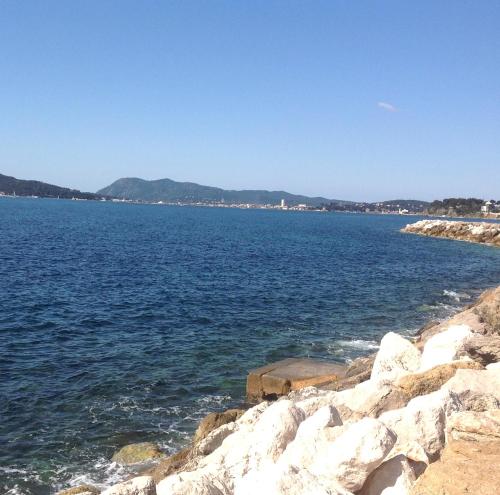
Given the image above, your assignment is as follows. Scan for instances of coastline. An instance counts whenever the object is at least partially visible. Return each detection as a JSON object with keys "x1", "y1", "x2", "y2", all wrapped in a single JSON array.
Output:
[{"x1": 58, "y1": 284, "x2": 500, "y2": 495}]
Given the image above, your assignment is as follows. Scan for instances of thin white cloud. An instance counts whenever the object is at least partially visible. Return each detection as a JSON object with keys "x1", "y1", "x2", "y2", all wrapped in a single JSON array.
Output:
[{"x1": 377, "y1": 101, "x2": 398, "y2": 112}]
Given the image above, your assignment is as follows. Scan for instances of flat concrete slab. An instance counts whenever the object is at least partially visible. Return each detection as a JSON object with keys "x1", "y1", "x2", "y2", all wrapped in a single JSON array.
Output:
[{"x1": 247, "y1": 358, "x2": 346, "y2": 401}]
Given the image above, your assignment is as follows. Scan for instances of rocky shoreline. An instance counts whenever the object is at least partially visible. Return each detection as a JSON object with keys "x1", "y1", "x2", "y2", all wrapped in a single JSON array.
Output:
[
  {"x1": 402, "y1": 219, "x2": 500, "y2": 247},
  {"x1": 58, "y1": 285, "x2": 500, "y2": 495}
]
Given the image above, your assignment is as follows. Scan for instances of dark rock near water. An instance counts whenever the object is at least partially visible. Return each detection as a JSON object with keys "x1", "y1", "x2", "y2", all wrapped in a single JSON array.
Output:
[
  {"x1": 193, "y1": 408, "x2": 244, "y2": 443},
  {"x1": 142, "y1": 448, "x2": 193, "y2": 484},
  {"x1": 58, "y1": 485, "x2": 100, "y2": 495},
  {"x1": 112, "y1": 442, "x2": 163, "y2": 465}
]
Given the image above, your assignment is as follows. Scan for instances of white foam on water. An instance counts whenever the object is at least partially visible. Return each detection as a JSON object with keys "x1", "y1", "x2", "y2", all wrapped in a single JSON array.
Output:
[
  {"x1": 195, "y1": 394, "x2": 231, "y2": 406},
  {"x1": 334, "y1": 339, "x2": 380, "y2": 351},
  {"x1": 443, "y1": 289, "x2": 470, "y2": 302}
]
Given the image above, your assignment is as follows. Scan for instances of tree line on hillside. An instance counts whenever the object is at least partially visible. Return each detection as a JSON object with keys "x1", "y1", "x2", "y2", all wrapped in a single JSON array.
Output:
[
  {"x1": 426, "y1": 198, "x2": 498, "y2": 216},
  {"x1": 0, "y1": 173, "x2": 103, "y2": 200}
]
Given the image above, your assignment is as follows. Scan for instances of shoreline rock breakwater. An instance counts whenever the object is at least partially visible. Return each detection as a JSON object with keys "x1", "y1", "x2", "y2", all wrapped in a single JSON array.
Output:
[
  {"x1": 402, "y1": 219, "x2": 500, "y2": 247},
  {"x1": 60, "y1": 286, "x2": 500, "y2": 495}
]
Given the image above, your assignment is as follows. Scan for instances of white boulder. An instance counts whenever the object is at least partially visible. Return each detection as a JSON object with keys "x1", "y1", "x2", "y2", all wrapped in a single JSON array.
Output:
[
  {"x1": 101, "y1": 476, "x2": 156, "y2": 495},
  {"x1": 371, "y1": 333, "x2": 421, "y2": 383},
  {"x1": 358, "y1": 455, "x2": 416, "y2": 495},
  {"x1": 419, "y1": 324, "x2": 474, "y2": 371},
  {"x1": 194, "y1": 422, "x2": 238, "y2": 456},
  {"x1": 245, "y1": 399, "x2": 305, "y2": 464},
  {"x1": 293, "y1": 388, "x2": 339, "y2": 418},
  {"x1": 198, "y1": 399, "x2": 305, "y2": 486},
  {"x1": 379, "y1": 388, "x2": 462, "y2": 461},
  {"x1": 280, "y1": 406, "x2": 343, "y2": 468},
  {"x1": 236, "y1": 401, "x2": 269, "y2": 428},
  {"x1": 486, "y1": 362, "x2": 500, "y2": 370},
  {"x1": 156, "y1": 471, "x2": 227, "y2": 495},
  {"x1": 447, "y1": 410, "x2": 500, "y2": 442},
  {"x1": 295, "y1": 405, "x2": 342, "y2": 436},
  {"x1": 443, "y1": 368, "x2": 500, "y2": 402},
  {"x1": 234, "y1": 464, "x2": 353, "y2": 495},
  {"x1": 308, "y1": 417, "x2": 396, "y2": 492}
]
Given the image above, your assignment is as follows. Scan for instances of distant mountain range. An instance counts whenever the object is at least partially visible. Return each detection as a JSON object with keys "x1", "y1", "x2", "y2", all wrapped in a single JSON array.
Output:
[
  {"x1": 0, "y1": 173, "x2": 102, "y2": 200},
  {"x1": 97, "y1": 177, "x2": 349, "y2": 207}
]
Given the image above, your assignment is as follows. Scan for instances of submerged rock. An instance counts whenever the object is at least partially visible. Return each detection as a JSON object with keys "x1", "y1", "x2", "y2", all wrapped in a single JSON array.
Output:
[{"x1": 112, "y1": 442, "x2": 163, "y2": 465}]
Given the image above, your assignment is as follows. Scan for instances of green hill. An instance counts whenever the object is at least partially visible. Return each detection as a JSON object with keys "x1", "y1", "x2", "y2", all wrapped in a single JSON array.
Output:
[
  {"x1": 0, "y1": 173, "x2": 101, "y2": 200},
  {"x1": 97, "y1": 177, "x2": 348, "y2": 207}
]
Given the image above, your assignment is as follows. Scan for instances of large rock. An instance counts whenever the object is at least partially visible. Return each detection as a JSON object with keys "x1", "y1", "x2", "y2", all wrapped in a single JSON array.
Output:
[
  {"x1": 235, "y1": 401, "x2": 269, "y2": 427},
  {"x1": 156, "y1": 471, "x2": 227, "y2": 495},
  {"x1": 291, "y1": 387, "x2": 339, "y2": 418},
  {"x1": 247, "y1": 399, "x2": 305, "y2": 463},
  {"x1": 371, "y1": 333, "x2": 421, "y2": 384},
  {"x1": 194, "y1": 423, "x2": 238, "y2": 456},
  {"x1": 143, "y1": 447, "x2": 193, "y2": 483},
  {"x1": 395, "y1": 360, "x2": 483, "y2": 399},
  {"x1": 457, "y1": 391, "x2": 500, "y2": 412},
  {"x1": 193, "y1": 399, "x2": 305, "y2": 487},
  {"x1": 410, "y1": 439, "x2": 500, "y2": 495},
  {"x1": 307, "y1": 417, "x2": 396, "y2": 492},
  {"x1": 419, "y1": 325, "x2": 473, "y2": 371},
  {"x1": 447, "y1": 410, "x2": 500, "y2": 442},
  {"x1": 112, "y1": 443, "x2": 163, "y2": 465},
  {"x1": 194, "y1": 409, "x2": 245, "y2": 444},
  {"x1": 333, "y1": 380, "x2": 410, "y2": 420},
  {"x1": 280, "y1": 405, "x2": 343, "y2": 468},
  {"x1": 462, "y1": 334, "x2": 500, "y2": 366},
  {"x1": 235, "y1": 464, "x2": 353, "y2": 495},
  {"x1": 101, "y1": 476, "x2": 156, "y2": 495},
  {"x1": 379, "y1": 389, "x2": 462, "y2": 462},
  {"x1": 443, "y1": 368, "x2": 500, "y2": 402},
  {"x1": 247, "y1": 358, "x2": 345, "y2": 401},
  {"x1": 58, "y1": 486, "x2": 100, "y2": 495},
  {"x1": 358, "y1": 455, "x2": 416, "y2": 495}
]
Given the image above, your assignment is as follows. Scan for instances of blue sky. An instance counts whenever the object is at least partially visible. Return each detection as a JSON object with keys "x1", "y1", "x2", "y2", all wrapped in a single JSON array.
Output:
[{"x1": 1, "y1": 1, "x2": 499, "y2": 201}]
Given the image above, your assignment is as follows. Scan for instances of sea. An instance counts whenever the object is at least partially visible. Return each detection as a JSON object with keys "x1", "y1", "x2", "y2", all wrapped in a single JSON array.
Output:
[{"x1": 1, "y1": 198, "x2": 499, "y2": 494}]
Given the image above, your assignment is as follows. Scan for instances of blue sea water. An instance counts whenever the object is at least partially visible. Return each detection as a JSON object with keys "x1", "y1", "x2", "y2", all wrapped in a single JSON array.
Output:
[{"x1": 0, "y1": 198, "x2": 499, "y2": 494}]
